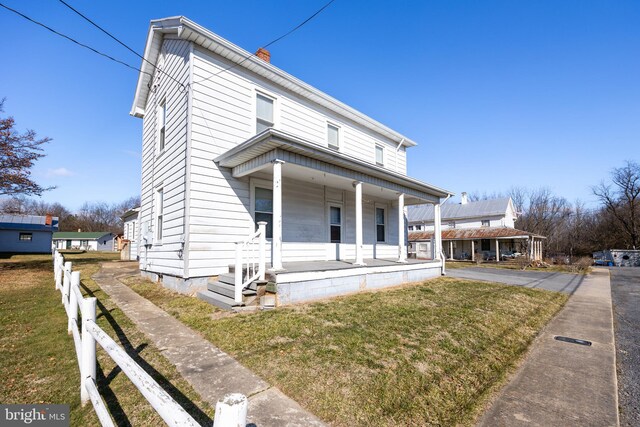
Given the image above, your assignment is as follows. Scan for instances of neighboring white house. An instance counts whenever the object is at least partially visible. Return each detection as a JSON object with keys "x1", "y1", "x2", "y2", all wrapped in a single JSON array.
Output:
[
  {"x1": 0, "y1": 214, "x2": 59, "y2": 253},
  {"x1": 53, "y1": 232, "x2": 117, "y2": 252},
  {"x1": 408, "y1": 193, "x2": 545, "y2": 261},
  {"x1": 121, "y1": 208, "x2": 140, "y2": 261},
  {"x1": 130, "y1": 16, "x2": 452, "y2": 307}
]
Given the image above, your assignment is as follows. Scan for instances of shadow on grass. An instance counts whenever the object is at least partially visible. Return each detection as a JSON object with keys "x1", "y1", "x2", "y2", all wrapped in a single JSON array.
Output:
[{"x1": 80, "y1": 282, "x2": 212, "y2": 426}]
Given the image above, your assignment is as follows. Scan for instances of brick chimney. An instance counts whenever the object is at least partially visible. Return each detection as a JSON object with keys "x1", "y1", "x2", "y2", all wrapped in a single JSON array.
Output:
[
  {"x1": 45, "y1": 214, "x2": 52, "y2": 226},
  {"x1": 255, "y1": 47, "x2": 271, "y2": 63}
]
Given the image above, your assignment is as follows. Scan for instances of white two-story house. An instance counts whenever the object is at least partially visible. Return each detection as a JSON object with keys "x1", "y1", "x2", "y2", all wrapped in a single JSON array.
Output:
[
  {"x1": 130, "y1": 16, "x2": 452, "y2": 308},
  {"x1": 408, "y1": 193, "x2": 545, "y2": 261}
]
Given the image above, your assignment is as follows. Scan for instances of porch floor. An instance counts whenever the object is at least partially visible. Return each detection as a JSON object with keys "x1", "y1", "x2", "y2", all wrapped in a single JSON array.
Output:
[{"x1": 270, "y1": 258, "x2": 438, "y2": 274}]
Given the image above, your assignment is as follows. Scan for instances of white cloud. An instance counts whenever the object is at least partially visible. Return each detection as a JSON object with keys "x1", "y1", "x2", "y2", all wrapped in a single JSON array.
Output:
[{"x1": 47, "y1": 167, "x2": 75, "y2": 177}]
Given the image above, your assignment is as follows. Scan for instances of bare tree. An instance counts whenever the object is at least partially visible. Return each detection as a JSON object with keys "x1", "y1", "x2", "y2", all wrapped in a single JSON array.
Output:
[{"x1": 592, "y1": 161, "x2": 640, "y2": 249}]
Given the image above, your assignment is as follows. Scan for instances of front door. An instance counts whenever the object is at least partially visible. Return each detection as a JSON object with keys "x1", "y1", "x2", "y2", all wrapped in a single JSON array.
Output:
[{"x1": 66, "y1": 240, "x2": 71, "y2": 249}]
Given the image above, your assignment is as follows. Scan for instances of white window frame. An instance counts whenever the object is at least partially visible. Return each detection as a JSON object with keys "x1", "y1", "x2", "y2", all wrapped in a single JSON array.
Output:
[
  {"x1": 18, "y1": 232, "x2": 32, "y2": 242},
  {"x1": 481, "y1": 219, "x2": 490, "y2": 227},
  {"x1": 375, "y1": 144, "x2": 385, "y2": 166},
  {"x1": 255, "y1": 90, "x2": 278, "y2": 134},
  {"x1": 250, "y1": 178, "x2": 274, "y2": 238},
  {"x1": 327, "y1": 122, "x2": 340, "y2": 151},
  {"x1": 155, "y1": 187, "x2": 164, "y2": 244},
  {"x1": 157, "y1": 98, "x2": 166, "y2": 155},
  {"x1": 448, "y1": 221, "x2": 456, "y2": 229},
  {"x1": 327, "y1": 202, "x2": 344, "y2": 243},
  {"x1": 375, "y1": 204, "x2": 387, "y2": 243}
]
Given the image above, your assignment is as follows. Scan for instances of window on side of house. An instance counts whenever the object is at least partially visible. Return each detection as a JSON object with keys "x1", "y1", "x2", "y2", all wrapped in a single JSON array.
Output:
[
  {"x1": 327, "y1": 123, "x2": 340, "y2": 150},
  {"x1": 448, "y1": 221, "x2": 456, "y2": 229},
  {"x1": 329, "y1": 205, "x2": 342, "y2": 243},
  {"x1": 481, "y1": 219, "x2": 490, "y2": 227},
  {"x1": 158, "y1": 99, "x2": 166, "y2": 153},
  {"x1": 375, "y1": 145, "x2": 384, "y2": 166},
  {"x1": 376, "y1": 207, "x2": 386, "y2": 242},
  {"x1": 80, "y1": 240, "x2": 88, "y2": 247},
  {"x1": 408, "y1": 225, "x2": 414, "y2": 231},
  {"x1": 19, "y1": 232, "x2": 32, "y2": 241},
  {"x1": 256, "y1": 93, "x2": 274, "y2": 133},
  {"x1": 254, "y1": 187, "x2": 273, "y2": 239},
  {"x1": 155, "y1": 188, "x2": 164, "y2": 242}
]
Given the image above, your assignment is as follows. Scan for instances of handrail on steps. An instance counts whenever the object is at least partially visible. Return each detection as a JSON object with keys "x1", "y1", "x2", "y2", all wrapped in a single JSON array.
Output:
[{"x1": 234, "y1": 221, "x2": 267, "y2": 304}]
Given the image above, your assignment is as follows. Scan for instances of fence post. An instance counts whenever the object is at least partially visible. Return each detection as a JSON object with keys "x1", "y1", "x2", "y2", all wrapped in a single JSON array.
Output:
[
  {"x1": 81, "y1": 297, "x2": 97, "y2": 406},
  {"x1": 68, "y1": 271, "x2": 80, "y2": 335},
  {"x1": 55, "y1": 253, "x2": 63, "y2": 290},
  {"x1": 258, "y1": 222, "x2": 266, "y2": 281},
  {"x1": 213, "y1": 393, "x2": 247, "y2": 427},
  {"x1": 62, "y1": 261, "x2": 72, "y2": 307}
]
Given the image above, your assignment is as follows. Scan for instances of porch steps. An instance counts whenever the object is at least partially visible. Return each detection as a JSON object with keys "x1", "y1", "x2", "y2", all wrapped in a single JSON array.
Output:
[{"x1": 196, "y1": 272, "x2": 261, "y2": 311}]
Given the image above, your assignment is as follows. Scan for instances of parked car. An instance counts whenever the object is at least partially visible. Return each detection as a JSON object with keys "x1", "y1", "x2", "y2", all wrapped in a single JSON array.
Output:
[{"x1": 501, "y1": 251, "x2": 522, "y2": 260}]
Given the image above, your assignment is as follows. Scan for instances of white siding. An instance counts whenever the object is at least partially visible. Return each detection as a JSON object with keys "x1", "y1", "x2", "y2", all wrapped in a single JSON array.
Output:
[{"x1": 139, "y1": 38, "x2": 191, "y2": 277}]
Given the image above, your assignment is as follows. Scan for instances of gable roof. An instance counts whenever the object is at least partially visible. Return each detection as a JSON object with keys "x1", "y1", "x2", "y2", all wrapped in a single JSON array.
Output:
[
  {"x1": 131, "y1": 16, "x2": 417, "y2": 148},
  {"x1": 53, "y1": 232, "x2": 112, "y2": 240},
  {"x1": 0, "y1": 214, "x2": 59, "y2": 231},
  {"x1": 408, "y1": 197, "x2": 512, "y2": 223}
]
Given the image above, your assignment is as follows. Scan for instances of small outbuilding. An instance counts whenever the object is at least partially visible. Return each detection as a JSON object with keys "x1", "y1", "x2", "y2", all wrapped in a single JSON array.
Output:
[
  {"x1": 53, "y1": 231, "x2": 117, "y2": 252},
  {"x1": 0, "y1": 214, "x2": 59, "y2": 253},
  {"x1": 121, "y1": 207, "x2": 140, "y2": 261}
]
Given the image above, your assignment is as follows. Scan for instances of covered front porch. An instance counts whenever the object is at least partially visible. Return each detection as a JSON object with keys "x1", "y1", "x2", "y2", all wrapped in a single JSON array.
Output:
[{"x1": 204, "y1": 129, "x2": 452, "y2": 308}]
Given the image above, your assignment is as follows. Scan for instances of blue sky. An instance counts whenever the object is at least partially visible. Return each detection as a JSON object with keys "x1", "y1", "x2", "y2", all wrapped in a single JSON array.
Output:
[{"x1": 1, "y1": 0, "x2": 638, "y2": 211}]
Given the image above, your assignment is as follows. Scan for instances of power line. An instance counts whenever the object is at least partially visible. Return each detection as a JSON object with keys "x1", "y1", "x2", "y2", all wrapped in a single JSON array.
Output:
[
  {"x1": 0, "y1": 2, "x2": 150, "y2": 78},
  {"x1": 192, "y1": 0, "x2": 337, "y2": 85},
  {"x1": 57, "y1": 0, "x2": 185, "y2": 89}
]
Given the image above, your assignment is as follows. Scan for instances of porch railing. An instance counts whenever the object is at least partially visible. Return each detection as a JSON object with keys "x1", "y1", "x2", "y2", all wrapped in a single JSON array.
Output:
[{"x1": 234, "y1": 221, "x2": 267, "y2": 303}]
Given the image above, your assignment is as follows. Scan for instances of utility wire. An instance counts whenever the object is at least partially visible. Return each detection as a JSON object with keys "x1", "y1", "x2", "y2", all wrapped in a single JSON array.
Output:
[
  {"x1": 192, "y1": 0, "x2": 337, "y2": 85},
  {"x1": 0, "y1": 2, "x2": 151, "y2": 78},
  {"x1": 57, "y1": 0, "x2": 185, "y2": 89}
]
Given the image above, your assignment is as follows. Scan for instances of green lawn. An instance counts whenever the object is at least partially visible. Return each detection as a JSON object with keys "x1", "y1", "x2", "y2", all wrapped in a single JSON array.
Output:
[
  {"x1": 124, "y1": 274, "x2": 568, "y2": 426},
  {"x1": 0, "y1": 253, "x2": 212, "y2": 426}
]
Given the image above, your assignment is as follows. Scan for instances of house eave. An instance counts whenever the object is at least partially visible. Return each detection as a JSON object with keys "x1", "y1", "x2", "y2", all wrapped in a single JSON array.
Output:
[{"x1": 214, "y1": 129, "x2": 453, "y2": 200}]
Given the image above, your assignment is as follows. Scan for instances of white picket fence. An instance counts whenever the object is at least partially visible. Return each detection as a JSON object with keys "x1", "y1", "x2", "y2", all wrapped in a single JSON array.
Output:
[{"x1": 52, "y1": 250, "x2": 247, "y2": 427}]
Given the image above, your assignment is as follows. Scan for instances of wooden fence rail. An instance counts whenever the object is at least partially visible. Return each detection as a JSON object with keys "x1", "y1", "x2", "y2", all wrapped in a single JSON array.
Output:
[{"x1": 52, "y1": 251, "x2": 248, "y2": 427}]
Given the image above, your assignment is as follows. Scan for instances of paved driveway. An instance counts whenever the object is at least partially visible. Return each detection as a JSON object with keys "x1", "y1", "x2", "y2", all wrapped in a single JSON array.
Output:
[
  {"x1": 610, "y1": 268, "x2": 640, "y2": 426},
  {"x1": 447, "y1": 266, "x2": 586, "y2": 294}
]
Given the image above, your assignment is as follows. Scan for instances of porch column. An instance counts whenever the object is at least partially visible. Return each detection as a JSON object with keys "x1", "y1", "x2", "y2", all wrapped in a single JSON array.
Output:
[
  {"x1": 434, "y1": 202, "x2": 442, "y2": 261},
  {"x1": 495, "y1": 239, "x2": 500, "y2": 262},
  {"x1": 397, "y1": 193, "x2": 407, "y2": 263},
  {"x1": 449, "y1": 241, "x2": 454, "y2": 260},
  {"x1": 272, "y1": 159, "x2": 284, "y2": 270},
  {"x1": 529, "y1": 237, "x2": 534, "y2": 260},
  {"x1": 471, "y1": 240, "x2": 475, "y2": 261},
  {"x1": 354, "y1": 181, "x2": 365, "y2": 265}
]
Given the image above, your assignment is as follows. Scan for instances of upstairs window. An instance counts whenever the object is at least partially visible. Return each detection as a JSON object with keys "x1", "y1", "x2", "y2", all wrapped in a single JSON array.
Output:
[
  {"x1": 375, "y1": 145, "x2": 384, "y2": 166},
  {"x1": 376, "y1": 207, "x2": 386, "y2": 242},
  {"x1": 158, "y1": 99, "x2": 166, "y2": 153},
  {"x1": 327, "y1": 123, "x2": 340, "y2": 150},
  {"x1": 254, "y1": 187, "x2": 273, "y2": 239},
  {"x1": 448, "y1": 221, "x2": 456, "y2": 229},
  {"x1": 481, "y1": 219, "x2": 490, "y2": 227},
  {"x1": 256, "y1": 93, "x2": 274, "y2": 133}
]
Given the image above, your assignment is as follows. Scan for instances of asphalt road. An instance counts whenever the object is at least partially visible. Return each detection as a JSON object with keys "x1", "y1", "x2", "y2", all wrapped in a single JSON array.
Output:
[
  {"x1": 610, "y1": 268, "x2": 640, "y2": 427},
  {"x1": 446, "y1": 266, "x2": 585, "y2": 294}
]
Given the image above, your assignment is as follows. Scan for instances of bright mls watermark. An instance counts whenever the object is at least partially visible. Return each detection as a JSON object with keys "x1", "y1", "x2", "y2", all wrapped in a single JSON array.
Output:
[{"x1": 1, "y1": 405, "x2": 69, "y2": 426}]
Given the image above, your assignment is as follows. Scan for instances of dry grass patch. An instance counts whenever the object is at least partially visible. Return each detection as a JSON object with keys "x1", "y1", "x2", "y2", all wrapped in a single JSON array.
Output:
[
  {"x1": 0, "y1": 253, "x2": 212, "y2": 426},
  {"x1": 125, "y1": 274, "x2": 567, "y2": 426}
]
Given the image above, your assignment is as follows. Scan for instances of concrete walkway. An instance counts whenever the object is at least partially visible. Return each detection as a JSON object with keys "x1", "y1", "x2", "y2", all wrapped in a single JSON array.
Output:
[
  {"x1": 92, "y1": 262, "x2": 325, "y2": 427},
  {"x1": 477, "y1": 267, "x2": 619, "y2": 426}
]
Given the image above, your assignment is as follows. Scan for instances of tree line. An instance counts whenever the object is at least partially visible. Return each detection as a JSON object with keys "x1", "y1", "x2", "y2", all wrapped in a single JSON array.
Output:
[
  {"x1": 0, "y1": 196, "x2": 140, "y2": 235},
  {"x1": 470, "y1": 160, "x2": 640, "y2": 257}
]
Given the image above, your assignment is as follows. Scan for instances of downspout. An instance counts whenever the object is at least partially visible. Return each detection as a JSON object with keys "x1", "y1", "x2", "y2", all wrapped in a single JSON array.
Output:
[
  {"x1": 394, "y1": 138, "x2": 404, "y2": 173},
  {"x1": 439, "y1": 193, "x2": 452, "y2": 276}
]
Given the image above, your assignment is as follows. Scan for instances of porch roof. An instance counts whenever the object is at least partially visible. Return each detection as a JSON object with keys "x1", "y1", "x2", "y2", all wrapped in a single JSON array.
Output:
[
  {"x1": 409, "y1": 227, "x2": 546, "y2": 241},
  {"x1": 214, "y1": 129, "x2": 452, "y2": 204}
]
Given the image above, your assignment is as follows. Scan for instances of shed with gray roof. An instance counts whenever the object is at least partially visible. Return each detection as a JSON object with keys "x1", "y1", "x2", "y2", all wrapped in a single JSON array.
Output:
[{"x1": 0, "y1": 214, "x2": 59, "y2": 253}]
